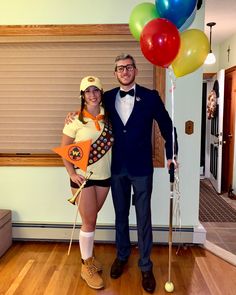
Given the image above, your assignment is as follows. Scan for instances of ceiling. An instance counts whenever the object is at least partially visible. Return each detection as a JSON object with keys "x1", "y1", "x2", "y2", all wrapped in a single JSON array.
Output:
[{"x1": 204, "y1": 0, "x2": 236, "y2": 45}]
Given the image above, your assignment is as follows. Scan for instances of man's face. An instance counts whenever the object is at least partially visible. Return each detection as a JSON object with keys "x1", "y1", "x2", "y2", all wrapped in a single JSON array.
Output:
[{"x1": 114, "y1": 58, "x2": 138, "y2": 87}]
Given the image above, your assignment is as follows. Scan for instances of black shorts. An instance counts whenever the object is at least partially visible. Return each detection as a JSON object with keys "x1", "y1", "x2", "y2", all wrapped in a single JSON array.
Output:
[{"x1": 70, "y1": 177, "x2": 111, "y2": 189}]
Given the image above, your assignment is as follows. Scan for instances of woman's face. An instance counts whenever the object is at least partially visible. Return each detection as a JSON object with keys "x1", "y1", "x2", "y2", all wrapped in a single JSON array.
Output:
[{"x1": 84, "y1": 86, "x2": 102, "y2": 106}]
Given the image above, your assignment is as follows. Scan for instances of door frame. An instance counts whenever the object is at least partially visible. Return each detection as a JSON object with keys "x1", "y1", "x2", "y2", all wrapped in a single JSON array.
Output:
[
  {"x1": 222, "y1": 67, "x2": 236, "y2": 192},
  {"x1": 203, "y1": 67, "x2": 235, "y2": 193}
]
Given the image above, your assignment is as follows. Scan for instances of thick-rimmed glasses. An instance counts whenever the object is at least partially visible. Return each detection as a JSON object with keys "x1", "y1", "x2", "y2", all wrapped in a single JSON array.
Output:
[{"x1": 115, "y1": 64, "x2": 135, "y2": 73}]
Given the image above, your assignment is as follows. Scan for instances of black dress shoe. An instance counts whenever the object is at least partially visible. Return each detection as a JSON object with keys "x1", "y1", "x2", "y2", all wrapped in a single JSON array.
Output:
[
  {"x1": 141, "y1": 270, "x2": 156, "y2": 293},
  {"x1": 110, "y1": 258, "x2": 127, "y2": 279}
]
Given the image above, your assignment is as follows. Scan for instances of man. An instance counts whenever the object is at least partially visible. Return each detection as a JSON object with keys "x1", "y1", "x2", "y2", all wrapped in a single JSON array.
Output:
[
  {"x1": 66, "y1": 53, "x2": 175, "y2": 293},
  {"x1": 104, "y1": 53, "x2": 175, "y2": 293}
]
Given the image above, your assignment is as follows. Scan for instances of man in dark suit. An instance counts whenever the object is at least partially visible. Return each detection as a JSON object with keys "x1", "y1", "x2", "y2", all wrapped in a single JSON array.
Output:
[{"x1": 105, "y1": 53, "x2": 175, "y2": 293}]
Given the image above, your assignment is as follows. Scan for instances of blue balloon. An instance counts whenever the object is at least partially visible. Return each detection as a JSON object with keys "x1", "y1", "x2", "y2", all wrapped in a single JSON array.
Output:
[
  {"x1": 155, "y1": 0, "x2": 197, "y2": 29},
  {"x1": 179, "y1": 4, "x2": 197, "y2": 32}
]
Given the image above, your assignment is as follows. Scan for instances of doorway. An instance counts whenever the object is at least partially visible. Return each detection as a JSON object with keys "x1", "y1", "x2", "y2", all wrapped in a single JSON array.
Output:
[{"x1": 201, "y1": 67, "x2": 235, "y2": 194}]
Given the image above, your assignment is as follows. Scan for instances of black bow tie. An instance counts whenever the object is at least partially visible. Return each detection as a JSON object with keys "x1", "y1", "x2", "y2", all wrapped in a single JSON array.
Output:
[{"x1": 120, "y1": 89, "x2": 135, "y2": 98}]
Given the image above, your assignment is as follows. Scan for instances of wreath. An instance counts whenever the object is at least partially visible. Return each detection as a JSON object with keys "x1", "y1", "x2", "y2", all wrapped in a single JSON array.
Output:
[{"x1": 207, "y1": 89, "x2": 217, "y2": 119}]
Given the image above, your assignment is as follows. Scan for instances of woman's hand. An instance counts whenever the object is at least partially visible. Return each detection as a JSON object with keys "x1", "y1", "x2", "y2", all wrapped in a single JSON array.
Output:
[
  {"x1": 65, "y1": 112, "x2": 77, "y2": 124},
  {"x1": 70, "y1": 173, "x2": 86, "y2": 186}
]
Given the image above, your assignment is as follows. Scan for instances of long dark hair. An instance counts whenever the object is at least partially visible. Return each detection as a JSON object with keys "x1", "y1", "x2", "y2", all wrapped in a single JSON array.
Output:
[{"x1": 78, "y1": 90, "x2": 108, "y2": 124}]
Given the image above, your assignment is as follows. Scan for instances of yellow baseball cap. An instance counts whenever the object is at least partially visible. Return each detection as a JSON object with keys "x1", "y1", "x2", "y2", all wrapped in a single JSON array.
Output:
[{"x1": 80, "y1": 76, "x2": 103, "y2": 92}]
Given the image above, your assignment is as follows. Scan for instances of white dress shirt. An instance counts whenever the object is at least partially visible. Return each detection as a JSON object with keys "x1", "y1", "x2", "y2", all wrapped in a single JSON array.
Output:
[{"x1": 115, "y1": 86, "x2": 135, "y2": 125}]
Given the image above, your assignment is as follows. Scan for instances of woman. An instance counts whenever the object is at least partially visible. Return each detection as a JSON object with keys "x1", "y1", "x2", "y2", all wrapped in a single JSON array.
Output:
[{"x1": 61, "y1": 76, "x2": 113, "y2": 290}]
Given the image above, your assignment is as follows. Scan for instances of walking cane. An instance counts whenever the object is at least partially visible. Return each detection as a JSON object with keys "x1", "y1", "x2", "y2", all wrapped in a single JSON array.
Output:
[
  {"x1": 164, "y1": 162, "x2": 175, "y2": 293},
  {"x1": 67, "y1": 171, "x2": 93, "y2": 256}
]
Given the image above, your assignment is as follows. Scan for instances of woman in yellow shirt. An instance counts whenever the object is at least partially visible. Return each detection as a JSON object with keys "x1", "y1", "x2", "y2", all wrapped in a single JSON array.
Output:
[{"x1": 61, "y1": 76, "x2": 113, "y2": 290}]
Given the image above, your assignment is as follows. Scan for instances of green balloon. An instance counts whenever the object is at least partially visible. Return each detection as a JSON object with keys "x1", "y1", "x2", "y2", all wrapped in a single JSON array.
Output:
[{"x1": 129, "y1": 3, "x2": 160, "y2": 41}]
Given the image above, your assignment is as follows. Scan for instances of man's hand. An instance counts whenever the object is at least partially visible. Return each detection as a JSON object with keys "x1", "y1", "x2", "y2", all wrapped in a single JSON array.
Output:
[
  {"x1": 167, "y1": 159, "x2": 178, "y2": 170},
  {"x1": 65, "y1": 112, "x2": 77, "y2": 124}
]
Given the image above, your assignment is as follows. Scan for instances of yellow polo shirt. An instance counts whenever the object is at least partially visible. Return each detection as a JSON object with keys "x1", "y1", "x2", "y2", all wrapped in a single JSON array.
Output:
[{"x1": 62, "y1": 107, "x2": 112, "y2": 180}]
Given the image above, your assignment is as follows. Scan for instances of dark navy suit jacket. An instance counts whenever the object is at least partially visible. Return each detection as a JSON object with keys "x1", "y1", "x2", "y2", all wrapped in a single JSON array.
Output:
[{"x1": 104, "y1": 84, "x2": 173, "y2": 176}]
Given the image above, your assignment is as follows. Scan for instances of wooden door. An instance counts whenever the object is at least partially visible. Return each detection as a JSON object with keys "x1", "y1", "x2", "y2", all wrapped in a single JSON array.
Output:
[{"x1": 222, "y1": 67, "x2": 236, "y2": 192}]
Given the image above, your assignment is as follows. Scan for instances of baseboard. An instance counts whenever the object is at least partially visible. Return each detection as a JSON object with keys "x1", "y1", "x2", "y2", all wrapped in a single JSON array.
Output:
[
  {"x1": 204, "y1": 240, "x2": 236, "y2": 266},
  {"x1": 12, "y1": 222, "x2": 206, "y2": 245}
]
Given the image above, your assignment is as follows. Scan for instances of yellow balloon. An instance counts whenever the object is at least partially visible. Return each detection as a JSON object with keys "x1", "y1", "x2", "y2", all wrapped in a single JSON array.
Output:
[{"x1": 172, "y1": 29, "x2": 209, "y2": 77}]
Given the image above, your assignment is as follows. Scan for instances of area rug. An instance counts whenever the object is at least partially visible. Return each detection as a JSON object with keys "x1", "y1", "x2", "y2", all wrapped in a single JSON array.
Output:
[{"x1": 199, "y1": 179, "x2": 236, "y2": 222}]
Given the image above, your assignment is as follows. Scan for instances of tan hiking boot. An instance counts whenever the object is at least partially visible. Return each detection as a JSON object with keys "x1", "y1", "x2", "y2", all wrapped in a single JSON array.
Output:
[
  {"x1": 92, "y1": 248, "x2": 103, "y2": 272},
  {"x1": 92, "y1": 256, "x2": 103, "y2": 272},
  {"x1": 82, "y1": 257, "x2": 103, "y2": 272},
  {"x1": 81, "y1": 257, "x2": 104, "y2": 289}
]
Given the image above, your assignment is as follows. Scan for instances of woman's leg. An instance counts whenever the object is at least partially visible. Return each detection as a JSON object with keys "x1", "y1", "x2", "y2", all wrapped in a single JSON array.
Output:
[
  {"x1": 72, "y1": 185, "x2": 109, "y2": 290},
  {"x1": 95, "y1": 186, "x2": 110, "y2": 212},
  {"x1": 76, "y1": 186, "x2": 109, "y2": 259},
  {"x1": 74, "y1": 186, "x2": 97, "y2": 260}
]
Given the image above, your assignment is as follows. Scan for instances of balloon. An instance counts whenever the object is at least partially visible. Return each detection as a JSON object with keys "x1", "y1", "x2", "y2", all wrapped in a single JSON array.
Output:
[
  {"x1": 172, "y1": 29, "x2": 210, "y2": 77},
  {"x1": 179, "y1": 5, "x2": 197, "y2": 32},
  {"x1": 140, "y1": 18, "x2": 180, "y2": 68},
  {"x1": 129, "y1": 3, "x2": 160, "y2": 41},
  {"x1": 155, "y1": 0, "x2": 197, "y2": 29},
  {"x1": 197, "y1": 0, "x2": 203, "y2": 10}
]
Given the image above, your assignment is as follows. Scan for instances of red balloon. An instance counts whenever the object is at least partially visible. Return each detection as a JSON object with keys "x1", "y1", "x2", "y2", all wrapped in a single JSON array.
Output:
[{"x1": 140, "y1": 18, "x2": 180, "y2": 68}]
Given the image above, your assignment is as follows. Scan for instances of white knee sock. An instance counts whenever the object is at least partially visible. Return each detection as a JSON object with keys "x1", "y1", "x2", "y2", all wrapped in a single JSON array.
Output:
[{"x1": 79, "y1": 230, "x2": 95, "y2": 260}]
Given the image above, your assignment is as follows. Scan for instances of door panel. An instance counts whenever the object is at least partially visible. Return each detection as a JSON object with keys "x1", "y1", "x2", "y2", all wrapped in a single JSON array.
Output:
[{"x1": 209, "y1": 69, "x2": 225, "y2": 193}]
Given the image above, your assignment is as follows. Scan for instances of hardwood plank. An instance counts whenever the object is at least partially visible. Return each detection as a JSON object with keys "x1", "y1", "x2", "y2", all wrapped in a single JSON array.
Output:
[
  {"x1": 0, "y1": 242, "x2": 236, "y2": 295},
  {"x1": 191, "y1": 246, "x2": 236, "y2": 295},
  {"x1": 5, "y1": 259, "x2": 34, "y2": 295}
]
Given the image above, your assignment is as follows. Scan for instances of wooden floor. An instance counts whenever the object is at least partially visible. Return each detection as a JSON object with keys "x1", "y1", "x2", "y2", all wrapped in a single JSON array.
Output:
[{"x1": 0, "y1": 242, "x2": 236, "y2": 295}]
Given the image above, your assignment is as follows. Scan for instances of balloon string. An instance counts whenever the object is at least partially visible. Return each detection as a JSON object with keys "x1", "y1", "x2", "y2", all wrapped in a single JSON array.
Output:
[
  {"x1": 168, "y1": 67, "x2": 182, "y2": 255},
  {"x1": 168, "y1": 68, "x2": 176, "y2": 161}
]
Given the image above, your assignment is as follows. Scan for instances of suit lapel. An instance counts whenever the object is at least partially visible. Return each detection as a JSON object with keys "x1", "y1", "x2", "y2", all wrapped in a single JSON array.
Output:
[{"x1": 108, "y1": 88, "x2": 125, "y2": 125}]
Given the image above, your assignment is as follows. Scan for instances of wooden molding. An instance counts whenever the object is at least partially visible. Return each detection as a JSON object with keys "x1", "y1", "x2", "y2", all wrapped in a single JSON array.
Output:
[
  {"x1": 203, "y1": 73, "x2": 216, "y2": 80},
  {"x1": 0, "y1": 154, "x2": 63, "y2": 166},
  {"x1": 226, "y1": 66, "x2": 236, "y2": 74},
  {"x1": 0, "y1": 24, "x2": 130, "y2": 36}
]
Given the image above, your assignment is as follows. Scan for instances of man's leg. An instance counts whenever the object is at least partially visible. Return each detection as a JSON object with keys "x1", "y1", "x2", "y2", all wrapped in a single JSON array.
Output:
[
  {"x1": 132, "y1": 174, "x2": 156, "y2": 293},
  {"x1": 111, "y1": 173, "x2": 132, "y2": 260},
  {"x1": 132, "y1": 174, "x2": 153, "y2": 271},
  {"x1": 110, "y1": 174, "x2": 131, "y2": 278}
]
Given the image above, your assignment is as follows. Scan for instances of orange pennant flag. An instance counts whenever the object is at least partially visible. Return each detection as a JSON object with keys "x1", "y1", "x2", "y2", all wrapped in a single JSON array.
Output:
[{"x1": 52, "y1": 140, "x2": 92, "y2": 172}]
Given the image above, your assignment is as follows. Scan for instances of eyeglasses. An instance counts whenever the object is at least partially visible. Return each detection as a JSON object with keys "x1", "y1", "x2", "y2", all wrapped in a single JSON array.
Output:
[{"x1": 115, "y1": 64, "x2": 135, "y2": 73}]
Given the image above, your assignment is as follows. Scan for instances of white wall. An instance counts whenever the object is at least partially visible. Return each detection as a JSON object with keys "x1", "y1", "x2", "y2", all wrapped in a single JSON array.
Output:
[
  {"x1": 0, "y1": 0, "x2": 153, "y2": 25},
  {"x1": 0, "y1": 1, "x2": 205, "y2": 229},
  {"x1": 203, "y1": 33, "x2": 236, "y2": 73},
  {"x1": 219, "y1": 34, "x2": 236, "y2": 70}
]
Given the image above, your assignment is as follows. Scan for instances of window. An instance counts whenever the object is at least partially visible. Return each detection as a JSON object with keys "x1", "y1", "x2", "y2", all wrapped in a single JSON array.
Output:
[{"x1": 0, "y1": 25, "x2": 165, "y2": 167}]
